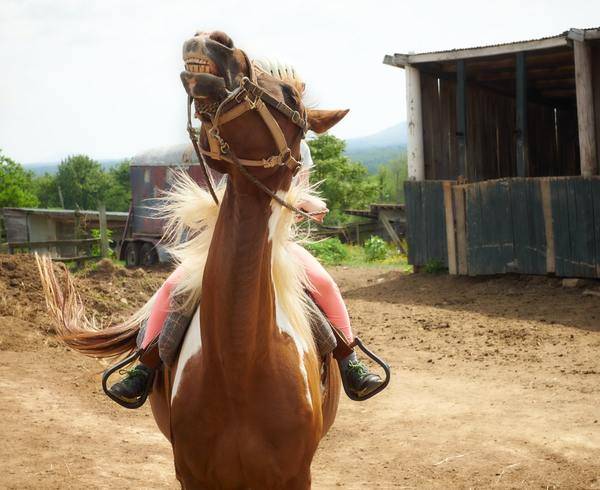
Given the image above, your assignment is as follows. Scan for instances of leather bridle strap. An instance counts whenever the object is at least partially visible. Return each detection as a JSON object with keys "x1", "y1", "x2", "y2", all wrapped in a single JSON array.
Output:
[
  {"x1": 186, "y1": 63, "x2": 327, "y2": 225},
  {"x1": 226, "y1": 146, "x2": 324, "y2": 224},
  {"x1": 187, "y1": 96, "x2": 220, "y2": 205}
]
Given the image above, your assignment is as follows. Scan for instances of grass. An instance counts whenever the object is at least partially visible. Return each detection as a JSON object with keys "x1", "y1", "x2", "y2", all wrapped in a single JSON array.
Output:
[
  {"x1": 305, "y1": 237, "x2": 412, "y2": 271},
  {"x1": 339, "y1": 243, "x2": 412, "y2": 270}
]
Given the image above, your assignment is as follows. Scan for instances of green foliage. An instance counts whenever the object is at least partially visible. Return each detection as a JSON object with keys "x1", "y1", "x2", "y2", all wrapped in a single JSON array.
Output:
[
  {"x1": 424, "y1": 258, "x2": 446, "y2": 273},
  {"x1": 55, "y1": 155, "x2": 109, "y2": 210},
  {"x1": 304, "y1": 238, "x2": 349, "y2": 265},
  {"x1": 308, "y1": 135, "x2": 377, "y2": 225},
  {"x1": 103, "y1": 160, "x2": 131, "y2": 212},
  {"x1": 375, "y1": 154, "x2": 408, "y2": 203},
  {"x1": 344, "y1": 146, "x2": 405, "y2": 173},
  {"x1": 363, "y1": 235, "x2": 388, "y2": 262},
  {"x1": 0, "y1": 150, "x2": 39, "y2": 208},
  {"x1": 33, "y1": 173, "x2": 60, "y2": 208},
  {"x1": 31, "y1": 156, "x2": 131, "y2": 212},
  {"x1": 90, "y1": 228, "x2": 114, "y2": 258}
]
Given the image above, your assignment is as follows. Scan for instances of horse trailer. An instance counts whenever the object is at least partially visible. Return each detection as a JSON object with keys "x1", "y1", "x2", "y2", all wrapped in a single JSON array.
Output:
[{"x1": 118, "y1": 144, "x2": 220, "y2": 267}]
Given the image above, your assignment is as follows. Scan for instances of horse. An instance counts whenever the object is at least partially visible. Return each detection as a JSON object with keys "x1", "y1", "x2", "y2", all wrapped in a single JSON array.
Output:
[{"x1": 38, "y1": 30, "x2": 350, "y2": 489}]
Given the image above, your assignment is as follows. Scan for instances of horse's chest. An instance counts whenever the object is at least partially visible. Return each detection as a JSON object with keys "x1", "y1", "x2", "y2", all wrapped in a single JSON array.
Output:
[{"x1": 169, "y1": 305, "x2": 320, "y2": 482}]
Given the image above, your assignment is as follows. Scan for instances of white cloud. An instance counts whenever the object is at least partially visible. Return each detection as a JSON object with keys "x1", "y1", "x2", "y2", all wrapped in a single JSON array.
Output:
[{"x1": 1, "y1": 0, "x2": 599, "y2": 162}]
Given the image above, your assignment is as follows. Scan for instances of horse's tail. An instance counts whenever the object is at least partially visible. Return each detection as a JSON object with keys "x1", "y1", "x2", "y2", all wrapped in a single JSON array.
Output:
[{"x1": 36, "y1": 255, "x2": 152, "y2": 359}]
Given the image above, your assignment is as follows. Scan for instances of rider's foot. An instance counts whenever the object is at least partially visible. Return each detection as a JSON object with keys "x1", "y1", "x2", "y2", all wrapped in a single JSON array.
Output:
[
  {"x1": 108, "y1": 364, "x2": 152, "y2": 403},
  {"x1": 340, "y1": 352, "x2": 384, "y2": 398}
]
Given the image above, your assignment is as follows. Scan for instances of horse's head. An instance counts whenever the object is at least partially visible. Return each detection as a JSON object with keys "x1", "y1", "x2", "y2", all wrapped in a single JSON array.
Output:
[{"x1": 180, "y1": 30, "x2": 348, "y2": 192}]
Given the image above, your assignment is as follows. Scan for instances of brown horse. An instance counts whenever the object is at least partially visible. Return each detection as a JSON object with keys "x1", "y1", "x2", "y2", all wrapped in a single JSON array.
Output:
[{"x1": 38, "y1": 30, "x2": 349, "y2": 489}]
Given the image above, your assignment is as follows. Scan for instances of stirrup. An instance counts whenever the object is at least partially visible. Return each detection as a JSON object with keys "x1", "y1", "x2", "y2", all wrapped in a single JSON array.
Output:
[
  {"x1": 101, "y1": 351, "x2": 155, "y2": 409},
  {"x1": 337, "y1": 335, "x2": 391, "y2": 402}
]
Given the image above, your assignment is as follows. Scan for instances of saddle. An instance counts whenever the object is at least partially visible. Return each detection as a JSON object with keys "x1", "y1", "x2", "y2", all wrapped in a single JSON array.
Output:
[
  {"x1": 136, "y1": 293, "x2": 349, "y2": 369},
  {"x1": 102, "y1": 293, "x2": 390, "y2": 408}
]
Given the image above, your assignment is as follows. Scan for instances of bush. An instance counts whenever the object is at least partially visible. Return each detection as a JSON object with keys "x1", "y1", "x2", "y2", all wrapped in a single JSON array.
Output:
[
  {"x1": 363, "y1": 235, "x2": 388, "y2": 262},
  {"x1": 305, "y1": 237, "x2": 349, "y2": 265},
  {"x1": 90, "y1": 228, "x2": 114, "y2": 258}
]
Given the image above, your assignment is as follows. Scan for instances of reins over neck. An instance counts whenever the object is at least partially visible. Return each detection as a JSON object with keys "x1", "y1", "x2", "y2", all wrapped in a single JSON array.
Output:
[{"x1": 186, "y1": 65, "x2": 323, "y2": 224}]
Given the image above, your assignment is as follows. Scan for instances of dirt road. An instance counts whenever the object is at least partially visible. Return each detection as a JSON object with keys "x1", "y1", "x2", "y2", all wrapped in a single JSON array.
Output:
[{"x1": 1, "y1": 256, "x2": 599, "y2": 489}]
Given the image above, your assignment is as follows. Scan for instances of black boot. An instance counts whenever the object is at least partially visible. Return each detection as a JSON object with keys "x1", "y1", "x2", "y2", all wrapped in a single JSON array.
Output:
[
  {"x1": 108, "y1": 364, "x2": 153, "y2": 403},
  {"x1": 340, "y1": 352, "x2": 384, "y2": 399}
]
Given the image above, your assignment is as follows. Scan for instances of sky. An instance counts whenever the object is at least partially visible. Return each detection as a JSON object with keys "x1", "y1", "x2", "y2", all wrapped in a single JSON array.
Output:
[{"x1": 1, "y1": 0, "x2": 599, "y2": 164}]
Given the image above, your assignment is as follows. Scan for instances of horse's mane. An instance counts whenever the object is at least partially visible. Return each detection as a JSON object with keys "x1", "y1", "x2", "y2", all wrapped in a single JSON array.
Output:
[
  {"x1": 253, "y1": 58, "x2": 306, "y2": 98},
  {"x1": 137, "y1": 173, "x2": 319, "y2": 361}
]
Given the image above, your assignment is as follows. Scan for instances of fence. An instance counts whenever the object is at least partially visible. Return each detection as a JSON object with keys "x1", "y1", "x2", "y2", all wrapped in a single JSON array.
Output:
[{"x1": 404, "y1": 176, "x2": 600, "y2": 278}]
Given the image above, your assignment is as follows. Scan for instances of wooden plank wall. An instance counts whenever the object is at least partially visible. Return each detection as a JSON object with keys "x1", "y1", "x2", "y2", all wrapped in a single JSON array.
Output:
[
  {"x1": 528, "y1": 103, "x2": 559, "y2": 177},
  {"x1": 590, "y1": 45, "x2": 600, "y2": 172},
  {"x1": 465, "y1": 85, "x2": 516, "y2": 181},
  {"x1": 421, "y1": 74, "x2": 460, "y2": 180},
  {"x1": 420, "y1": 77, "x2": 580, "y2": 180},
  {"x1": 464, "y1": 180, "x2": 516, "y2": 275},
  {"x1": 550, "y1": 177, "x2": 599, "y2": 277},
  {"x1": 405, "y1": 177, "x2": 600, "y2": 278},
  {"x1": 403, "y1": 180, "x2": 449, "y2": 267}
]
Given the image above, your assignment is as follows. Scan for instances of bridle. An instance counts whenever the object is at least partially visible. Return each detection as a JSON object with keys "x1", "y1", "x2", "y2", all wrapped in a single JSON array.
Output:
[{"x1": 186, "y1": 57, "x2": 321, "y2": 223}]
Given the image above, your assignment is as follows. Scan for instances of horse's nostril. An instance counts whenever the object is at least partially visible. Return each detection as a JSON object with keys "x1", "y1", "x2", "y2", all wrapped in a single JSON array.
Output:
[{"x1": 209, "y1": 31, "x2": 234, "y2": 48}]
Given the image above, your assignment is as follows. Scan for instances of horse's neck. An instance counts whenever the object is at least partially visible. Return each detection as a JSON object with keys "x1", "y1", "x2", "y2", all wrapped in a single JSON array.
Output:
[{"x1": 201, "y1": 178, "x2": 276, "y2": 367}]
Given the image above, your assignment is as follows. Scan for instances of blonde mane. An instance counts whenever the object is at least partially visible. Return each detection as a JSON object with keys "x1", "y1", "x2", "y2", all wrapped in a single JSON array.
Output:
[
  {"x1": 253, "y1": 58, "x2": 306, "y2": 97},
  {"x1": 134, "y1": 172, "x2": 319, "y2": 365}
]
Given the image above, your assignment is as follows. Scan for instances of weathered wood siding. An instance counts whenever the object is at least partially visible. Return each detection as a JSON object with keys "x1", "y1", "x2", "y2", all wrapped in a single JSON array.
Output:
[
  {"x1": 404, "y1": 181, "x2": 448, "y2": 267},
  {"x1": 405, "y1": 176, "x2": 600, "y2": 277},
  {"x1": 420, "y1": 77, "x2": 579, "y2": 180}
]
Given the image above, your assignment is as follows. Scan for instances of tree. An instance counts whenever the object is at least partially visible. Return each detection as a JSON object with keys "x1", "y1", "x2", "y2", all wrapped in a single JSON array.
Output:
[
  {"x1": 375, "y1": 153, "x2": 408, "y2": 203},
  {"x1": 103, "y1": 159, "x2": 131, "y2": 212},
  {"x1": 33, "y1": 173, "x2": 60, "y2": 208},
  {"x1": 0, "y1": 150, "x2": 39, "y2": 208},
  {"x1": 55, "y1": 155, "x2": 109, "y2": 210},
  {"x1": 308, "y1": 135, "x2": 377, "y2": 225}
]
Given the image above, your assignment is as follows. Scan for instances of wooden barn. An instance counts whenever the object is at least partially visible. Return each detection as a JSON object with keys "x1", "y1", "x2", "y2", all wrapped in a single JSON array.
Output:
[{"x1": 384, "y1": 27, "x2": 600, "y2": 278}]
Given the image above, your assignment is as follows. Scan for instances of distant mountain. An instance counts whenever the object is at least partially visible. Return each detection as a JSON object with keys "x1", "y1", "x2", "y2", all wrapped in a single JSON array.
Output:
[
  {"x1": 345, "y1": 122, "x2": 407, "y2": 151},
  {"x1": 344, "y1": 122, "x2": 407, "y2": 173},
  {"x1": 22, "y1": 122, "x2": 408, "y2": 175}
]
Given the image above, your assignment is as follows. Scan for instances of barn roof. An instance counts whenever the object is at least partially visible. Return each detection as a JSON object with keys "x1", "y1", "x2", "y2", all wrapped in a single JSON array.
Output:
[
  {"x1": 2, "y1": 207, "x2": 128, "y2": 221},
  {"x1": 131, "y1": 143, "x2": 200, "y2": 167},
  {"x1": 384, "y1": 27, "x2": 600, "y2": 67}
]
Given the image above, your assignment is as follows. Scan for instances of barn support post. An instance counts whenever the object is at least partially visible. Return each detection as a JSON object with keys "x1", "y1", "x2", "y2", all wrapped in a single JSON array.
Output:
[
  {"x1": 98, "y1": 203, "x2": 109, "y2": 259},
  {"x1": 405, "y1": 64, "x2": 425, "y2": 181},
  {"x1": 573, "y1": 40, "x2": 598, "y2": 176},
  {"x1": 456, "y1": 60, "x2": 467, "y2": 180},
  {"x1": 516, "y1": 52, "x2": 529, "y2": 177}
]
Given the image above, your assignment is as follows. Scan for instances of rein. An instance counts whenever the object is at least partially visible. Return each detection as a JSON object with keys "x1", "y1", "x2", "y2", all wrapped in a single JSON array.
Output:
[{"x1": 186, "y1": 70, "x2": 324, "y2": 224}]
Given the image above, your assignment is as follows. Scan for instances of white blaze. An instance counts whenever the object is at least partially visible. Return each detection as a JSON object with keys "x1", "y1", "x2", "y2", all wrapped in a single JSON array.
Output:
[
  {"x1": 171, "y1": 306, "x2": 202, "y2": 403},
  {"x1": 274, "y1": 297, "x2": 312, "y2": 407}
]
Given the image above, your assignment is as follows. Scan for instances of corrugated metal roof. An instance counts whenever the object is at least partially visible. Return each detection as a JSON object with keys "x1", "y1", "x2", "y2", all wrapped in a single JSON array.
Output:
[
  {"x1": 385, "y1": 27, "x2": 600, "y2": 67},
  {"x1": 131, "y1": 143, "x2": 200, "y2": 166},
  {"x1": 411, "y1": 31, "x2": 570, "y2": 58}
]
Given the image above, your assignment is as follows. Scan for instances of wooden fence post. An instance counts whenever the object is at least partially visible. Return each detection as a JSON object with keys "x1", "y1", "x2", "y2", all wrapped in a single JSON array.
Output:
[
  {"x1": 98, "y1": 203, "x2": 109, "y2": 259},
  {"x1": 406, "y1": 65, "x2": 425, "y2": 181}
]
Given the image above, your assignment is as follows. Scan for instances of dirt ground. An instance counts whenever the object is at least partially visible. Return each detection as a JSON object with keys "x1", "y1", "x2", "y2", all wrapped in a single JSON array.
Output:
[{"x1": 1, "y1": 254, "x2": 599, "y2": 489}]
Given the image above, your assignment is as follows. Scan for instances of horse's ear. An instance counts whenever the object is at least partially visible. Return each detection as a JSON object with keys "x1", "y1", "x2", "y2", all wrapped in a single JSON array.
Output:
[{"x1": 306, "y1": 109, "x2": 349, "y2": 134}]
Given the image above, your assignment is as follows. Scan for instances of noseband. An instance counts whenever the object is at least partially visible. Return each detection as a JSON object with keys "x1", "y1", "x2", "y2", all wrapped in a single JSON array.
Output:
[{"x1": 186, "y1": 62, "x2": 318, "y2": 222}]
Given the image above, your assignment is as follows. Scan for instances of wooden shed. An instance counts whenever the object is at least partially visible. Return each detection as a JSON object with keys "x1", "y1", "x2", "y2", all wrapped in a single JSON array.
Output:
[
  {"x1": 2, "y1": 207, "x2": 128, "y2": 259},
  {"x1": 384, "y1": 27, "x2": 600, "y2": 278}
]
